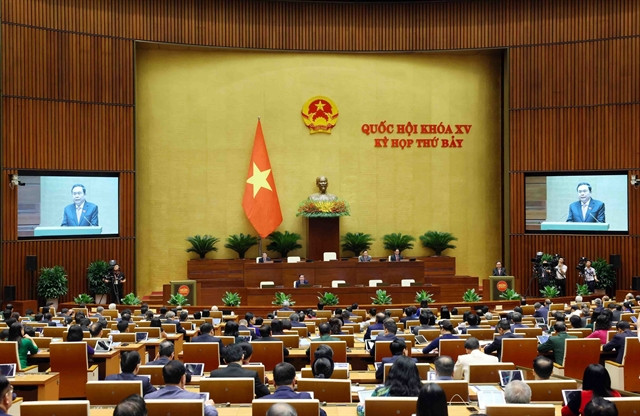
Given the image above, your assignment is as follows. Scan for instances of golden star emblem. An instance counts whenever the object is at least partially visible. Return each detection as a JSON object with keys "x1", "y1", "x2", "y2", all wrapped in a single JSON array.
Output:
[{"x1": 246, "y1": 162, "x2": 272, "y2": 198}]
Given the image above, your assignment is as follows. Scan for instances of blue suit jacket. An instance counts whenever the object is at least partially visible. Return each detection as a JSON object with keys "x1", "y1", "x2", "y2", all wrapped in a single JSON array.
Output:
[
  {"x1": 603, "y1": 330, "x2": 635, "y2": 364},
  {"x1": 567, "y1": 199, "x2": 605, "y2": 223},
  {"x1": 145, "y1": 385, "x2": 218, "y2": 416},
  {"x1": 364, "y1": 322, "x2": 384, "y2": 340},
  {"x1": 61, "y1": 202, "x2": 99, "y2": 226},
  {"x1": 261, "y1": 386, "x2": 326, "y2": 416},
  {"x1": 105, "y1": 372, "x2": 156, "y2": 396}
]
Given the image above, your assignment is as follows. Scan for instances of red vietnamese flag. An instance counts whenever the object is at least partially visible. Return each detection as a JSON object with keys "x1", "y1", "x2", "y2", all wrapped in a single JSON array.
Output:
[{"x1": 242, "y1": 119, "x2": 283, "y2": 238}]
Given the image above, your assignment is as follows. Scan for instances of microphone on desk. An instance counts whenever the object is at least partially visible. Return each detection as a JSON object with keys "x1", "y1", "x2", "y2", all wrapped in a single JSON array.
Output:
[{"x1": 589, "y1": 213, "x2": 602, "y2": 223}]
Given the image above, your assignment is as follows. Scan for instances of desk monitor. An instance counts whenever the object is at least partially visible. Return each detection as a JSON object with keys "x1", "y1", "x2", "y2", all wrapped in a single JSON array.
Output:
[{"x1": 499, "y1": 370, "x2": 523, "y2": 387}]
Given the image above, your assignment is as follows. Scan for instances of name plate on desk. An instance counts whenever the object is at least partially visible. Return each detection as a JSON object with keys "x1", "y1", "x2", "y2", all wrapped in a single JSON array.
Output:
[
  {"x1": 540, "y1": 222, "x2": 609, "y2": 231},
  {"x1": 34, "y1": 226, "x2": 103, "y2": 236}
]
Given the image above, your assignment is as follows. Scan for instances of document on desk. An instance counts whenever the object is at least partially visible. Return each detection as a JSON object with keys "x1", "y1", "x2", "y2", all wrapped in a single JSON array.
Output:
[{"x1": 411, "y1": 347, "x2": 423, "y2": 354}]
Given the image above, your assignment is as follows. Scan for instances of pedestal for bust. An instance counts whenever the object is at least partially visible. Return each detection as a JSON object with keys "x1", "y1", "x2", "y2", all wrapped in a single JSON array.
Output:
[{"x1": 307, "y1": 217, "x2": 340, "y2": 261}]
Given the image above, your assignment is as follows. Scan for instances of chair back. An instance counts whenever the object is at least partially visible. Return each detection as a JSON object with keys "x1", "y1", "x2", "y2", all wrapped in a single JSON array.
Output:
[
  {"x1": 138, "y1": 365, "x2": 165, "y2": 385},
  {"x1": 161, "y1": 323, "x2": 178, "y2": 334},
  {"x1": 374, "y1": 341, "x2": 393, "y2": 361},
  {"x1": 0, "y1": 341, "x2": 23, "y2": 369},
  {"x1": 467, "y1": 362, "x2": 515, "y2": 384},
  {"x1": 438, "y1": 339, "x2": 466, "y2": 362},
  {"x1": 523, "y1": 380, "x2": 578, "y2": 402},
  {"x1": 42, "y1": 326, "x2": 66, "y2": 338},
  {"x1": 426, "y1": 380, "x2": 469, "y2": 403},
  {"x1": 333, "y1": 334, "x2": 355, "y2": 347},
  {"x1": 251, "y1": 399, "x2": 319, "y2": 416},
  {"x1": 514, "y1": 327, "x2": 543, "y2": 337},
  {"x1": 146, "y1": 399, "x2": 204, "y2": 416},
  {"x1": 287, "y1": 256, "x2": 301, "y2": 263},
  {"x1": 250, "y1": 341, "x2": 284, "y2": 371},
  {"x1": 323, "y1": 252, "x2": 337, "y2": 261},
  {"x1": 274, "y1": 334, "x2": 299, "y2": 348},
  {"x1": 21, "y1": 400, "x2": 91, "y2": 416},
  {"x1": 418, "y1": 329, "x2": 441, "y2": 341},
  {"x1": 200, "y1": 377, "x2": 255, "y2": 403},
  {"x1": 62, "y1": 330, "x2": 91, "y2": 341},
  {"x1": 301, "y1": 367, "x2": 349, "y2": 379},
  {"x1": 500, "y1": 338, "x2": 538, "y2": 367},
  {"x1": 289, "y1": 326, "x2": 309, "y2": 337},
  {"x1": 383, "y1": 362, "x2": 430, "y2": 382},
  {"x1": 364, "y1": 397, "x2": 417, "y2": 416},
  {"x1": 86, "y1": 380, "x2": 143, "y2": 405},
  {"x1": 560, "y1": 338, "x2": 601, "y2": 379},
  {"x1": 296, "y1": 378, "x2": 352, "y2": 403},
  {"x1": 102, "y1": 310, "x2": 119, "y2": 319},
  {"x1": 50, "y1": 342, "x2": 95, "y2": 398},
  {"x1": 309, "y1": 341, "x2": 347, "y2": 362},
  {"x1": 315, "y1": 310, "x2": 332, "y2": 320},
  {"x1": 485, "y1": 404, "x2": 555, "y2": 416},
  {"x1": 134, "y1": 326, "x2": 161, "y2": 338},
  {"x1": 218, "y1": 336, "x2": 236, "y2": 346},
  {"x1": 110, "y1": 332, "x2": 136, "y2": 343},
  {"x1": 31, "y1": 337, "x2": 53, "y2": 349},
  {"x1": 217, "y1": 364, "x2": 266, "y2": 383},
  {"x1": 467, "y1": 328, "x2": 496, "y2": 340},
  {"x1": 183, "y1": 342, "x2": 220, "y2": 372},
  {"x1": 607, "y1": 397, "x2": 640, "y2": 415},
  {"x1": 618, "y1": 337, "x2": 640, "y2": 392}
]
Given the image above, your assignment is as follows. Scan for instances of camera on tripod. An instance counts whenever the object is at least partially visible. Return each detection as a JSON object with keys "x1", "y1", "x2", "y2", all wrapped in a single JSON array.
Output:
[{"x1": 576, "y1": 256, "x2": 588, "y2": 273}]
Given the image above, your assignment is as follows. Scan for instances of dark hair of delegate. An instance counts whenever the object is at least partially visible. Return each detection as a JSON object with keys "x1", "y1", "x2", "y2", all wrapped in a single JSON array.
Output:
[
  {"x1": 8, "y1": 322, "x2": 24, "y2": 343},
  {"x1": 385, "y1": 356, "x2": 421, "y2": 396},
  {"x1": 66, "y1": 324, "x2": 84, "y2": 342},
  {"x1": 314, "y1": 344, "x2": 334, "y2": 360},
  {"x1": 238, "y1": 342, "x2": 253, "y2": 360},
  {"x1": 416, "y1": 383, "x2": 448, "y2": 416},
  {"x1": 162, "y1": 360, "x2": 186, "y2": 385},
  {"x1": 158, "y1": 340, "x2": 174, "y2": 358},
  {"x1": 121, "y1": 351, "x2": 141, "y2": 373},
  {"x1": 223, "y1": 321, "x2": 239, "y2": 337},
  {"x1": 273, "y1": 362, "x2": 296, "y2": 386},
  {"x1": 582, "y1": 364, "x2": 614, "y2": 397},
  {"x1": 533, "y1": 356, "x2": 554, "y2": 379},
  {"x1": 583, "y1": 397, "x2": 618, "y2": 416},
  {"x1": 312, "y1": 357, "x2": 334, "y2": 379},
  {"x1": 594, "y1": 314, "x2": 611, "y2": 331},
  {"x1": 223, "y1": 343, "x2": 244, "y2": 363},
  {"x1": 114, "y1": 394, "x2": 148, "y2": 416}
]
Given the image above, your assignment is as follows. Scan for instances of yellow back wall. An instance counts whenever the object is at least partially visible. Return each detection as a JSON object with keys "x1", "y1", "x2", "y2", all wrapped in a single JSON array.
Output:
[{"x1": 135, "y1": 45, "x2": 504, "y2": 296}]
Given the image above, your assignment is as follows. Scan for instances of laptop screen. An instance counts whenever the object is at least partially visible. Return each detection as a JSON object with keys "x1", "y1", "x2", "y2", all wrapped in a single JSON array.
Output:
[
  {"x1": 95, "y1": 339, "x2": 113, "y2": 352},
  {"x1": 136, "y1": 332, "x2": 149, "y2": 342},
  {"x1": 0, "y1": 364, "x2": 16, "y2": 377},
  {"x1": 498, "y1": 370, "x2": 523, "y2": 387},
  {"x1": 185, "y1": 363, "x2": 205, "y2": 377}
]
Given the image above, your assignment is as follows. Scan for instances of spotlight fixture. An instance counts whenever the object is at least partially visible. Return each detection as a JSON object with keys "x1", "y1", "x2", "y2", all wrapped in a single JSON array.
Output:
[
  {"x1": 9, "y1": 174, "x2": 25, "y2": 189},
  {"x1": 631, "y1": 175, "x2": 640, "y2": 187}
]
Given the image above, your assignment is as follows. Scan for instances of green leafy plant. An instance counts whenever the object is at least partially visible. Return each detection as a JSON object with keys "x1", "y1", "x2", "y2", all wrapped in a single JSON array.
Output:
[
  {"x1": 462, "y1": 288, "x2": 481, "y2": 302},
  {"x1": 340, "y1": 232, "x2": 375, "y2": 257},
  {"x1": 541, "y1": 253, "x2": 554, "y2": 263},
  {"x1": 272, "y1": 292, "x2": 295, "y2": 306},
  {"x1": 415, "y1": 290, "x2": 435, "y2": 304},
  {"x1": 73, "y1": 293, "x2": 94, "y2": 304},
  {"x1": 576, "y1": 283, "x2": 590, "y2": 296},
  {"x1": 592, "y1": 258, "x2": 616, "y2": 290},
  {"x1": 317, "y1": 292, "x2": 340, "y2": 306},
  {"x1": 382, "y1": 233, "x2": 416, "y2": 254},
  {"x1": 120, "y1": 292, "x2": 142, "y2": 305},
  {"x1": 87, "y1": 260, "x2": 110, "y2": 295},
  {"x1": 186, "y1": 234, "x2": 220, "y2": 259},
  {"x1": 224, "y1": 233, "x2": 259, "y2": 259},
  {"x1": 371, "y1": 289, "x2": 393, "y2": 305},
  {"x1": 168, "y1": 293, "x2": 189, "y2": 306},
  {"x1": 37, "y1": 266, "x2": 69, "y2": 300},
  {"x1": 266, "y1": 231, "x2": 302, "y2": 258},
  {"x1": 498, "y1": 288, "x2": 521, "y2": 300},
  {"x1": 221, "y1": 291, "x2": 242, "y2": 307},
  {"x1": 540, "y1": 285, "x2": 560, "y2": 298},
  {"x1": 419, "y1": 231, "x2": 458, "y2": 256}
]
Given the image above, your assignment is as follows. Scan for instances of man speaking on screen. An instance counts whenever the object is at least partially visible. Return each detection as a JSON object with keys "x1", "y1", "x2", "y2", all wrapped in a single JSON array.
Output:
[
  {"x1": 61, "y1": 184, "x2": 99, "y2": 226},
  {"x1": 566, "y1": 182, "x2": 605, "y2": 223}
]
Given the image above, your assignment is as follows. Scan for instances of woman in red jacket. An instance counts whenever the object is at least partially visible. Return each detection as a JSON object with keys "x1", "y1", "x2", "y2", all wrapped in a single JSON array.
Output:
[{"x1": 561, "y1": 364, "x2": 620, "y2": 416}]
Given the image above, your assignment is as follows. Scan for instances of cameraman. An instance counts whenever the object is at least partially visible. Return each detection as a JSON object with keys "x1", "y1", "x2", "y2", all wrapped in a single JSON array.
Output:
[
  {"x1": 583, "y1": 260, "x2": 598, "y2": 293},
  {"x1": 554, "y1": 257, "x2": 567, "y2": 296},
  {"x1": 104, "y1": 263, "x2": 126, "y2": 304}
]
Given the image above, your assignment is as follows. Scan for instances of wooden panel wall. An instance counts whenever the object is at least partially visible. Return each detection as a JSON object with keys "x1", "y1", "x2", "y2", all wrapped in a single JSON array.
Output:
[{"x1": 2, "y1": 0, "x2": 639, "y2": 302}]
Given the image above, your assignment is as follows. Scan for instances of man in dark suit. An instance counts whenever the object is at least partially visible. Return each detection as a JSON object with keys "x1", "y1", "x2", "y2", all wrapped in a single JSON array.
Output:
[
  {"x1": 484, "y1": 319, "x2": 520, "y2": 358},
  {"x1": 191, "y1": 322, "x2": 224, "y2": 350},
  {"x1": 533, "y1": 302, "x2": 549, "y2": 324},
  {"x1": 364, "y1": 312, "x2": 386, "y2": 340},
  {"x1": 105, "y1": 351, "x2": 156, "y2": 396},
  {"x1": 537, "y1": 322, "x2": 576, "y2": 365},
  {"x1": 371, "y1": 318, "x2": 399, "y2": 357},
  {"x1": 390, "y1": 248, "x2": 403, "y2": 261},
  {"x1": 492, "y1": 261, "x2": 507, "y2": 276},
  {"x1": 61, "y1": 184, "x2": 99, "y2": 226},
  {"x1": 294, "y1": 274, "x2": 309, "y2": 288},
  {"x1": 210, "y1": 343, "x2": 269, "y2": 397},
  {"x1": 510, "y1": 312, "x2": 529, "y2": 331},
  {"x1": 258, "y1": 362, "x2": 327, "y2": 416},
  {"x1": 147, "y1": 340, "x2": 174, "y2": 365},
  {"x1": 164, "y1": 311, "x2": 186, "y2": 335},
  {"x1": 566, "y1": 182, "x2": 605, "y2": 223},
  {"x1": 258, "y1": 252, "x2": 271, "y2": 263},
  {"x1": 257, "y1": 324, "x2": 289, "y2": 357},
  {"x1": 603, "y1": 321, "x2": 635, "y2": 364},
  {"x1": 145, "y1": 361, "x2": 218, "y2": 416},
  {"x1": 375, "y1": 338, "x2": 416, "y2": 380}
]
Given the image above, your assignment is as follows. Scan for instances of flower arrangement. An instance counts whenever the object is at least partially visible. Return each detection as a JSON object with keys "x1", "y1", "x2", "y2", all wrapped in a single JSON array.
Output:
[{"x1": 296, "y1": 199, "x2": 350, "y2": 217}]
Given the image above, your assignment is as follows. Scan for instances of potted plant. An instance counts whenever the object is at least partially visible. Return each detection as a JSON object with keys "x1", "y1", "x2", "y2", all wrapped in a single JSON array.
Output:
[
  {"x1": 266, "y1": 231, "x2": 302, "y2": 258},
  {"x1": 462, "y1": 288, "x2": 481, "y2": 302},
  {"x1": 317, "y1": 292, "x2": 340, "y2": 306},
  {"x1": 87, "y1": 260, "x2": 110, "y2": 304},
  {"x1": 576, "y1": 283, "x2": 590, "y2": 297},
  {"x1": 186, "y1": 234, "x2": 220, "y2": 259},
  {"x1": 221, "y1": 291, "x2": 242, "y2": 307},
  {"x1": 37, "y1": 266, "x2": 69, "y2": 309},
  {"x1": 382, "y1": 233, "x2": 416, "y2": 254},
  {"x1": 225, "y1": 233, "x2": 259, "y2": 259},
  {"x1": 419, "y1": 231, "x2": 458, "y2": 256},
  {"x1": 371, "y1": 289, "x2": 392, "y2": 305},
  {"x1": 498, "y1": 288, "x2": 521, "y2": 300},
  {"x1": 592, "y1": 258, "x2": 616, "y2": 296},
  {"x1": 415, "y1": 290, "x2": 435, "y2": 304},
  {"x1": 340, "y1": 232, "x2": 374, "y2": 257},
  {"x1": 121, "y1": 292, "x2": 142, "y2": 305},
  {"x1": 272, "y1": 292, "x2": 295, "y2": 306},
  {"x1": 540, "y1": 285, "x2": 560, "y2": 298},
  {"x1": 168, "y1": 293, "x2": 189, "y2": 307},
  {"x1": 73, "y1": 293, "x2": 94, "y2": 305}
]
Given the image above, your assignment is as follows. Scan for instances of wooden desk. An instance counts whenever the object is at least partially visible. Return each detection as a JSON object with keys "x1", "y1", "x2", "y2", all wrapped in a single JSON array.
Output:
[
  {"x1": 116, "y1": 343, "x2": 147, "y2": 364},
  {"x1": 11, "y1": 372, "x2": 60, "y2": 401},
  {"x1": 29, "y1": 349, "x2": 120, "y2": 380}
]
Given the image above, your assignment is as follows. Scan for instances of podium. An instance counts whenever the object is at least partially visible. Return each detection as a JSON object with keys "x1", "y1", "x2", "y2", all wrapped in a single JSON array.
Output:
[
  {"x1": 169, "y1": 280, "x2": 199, "y2": 305},
  {"x1": 34, "y1": 226, "x2": 103, "y2": 236},
  {"x1": 306, "y1": 218, "x2": 340, "y2": 261},
  {"x1": 489, "y1": 275, "x2": 515, "y2": 300},
  {"x1": 540, "y1": 222, "x2": 609, "y2": 231}
]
